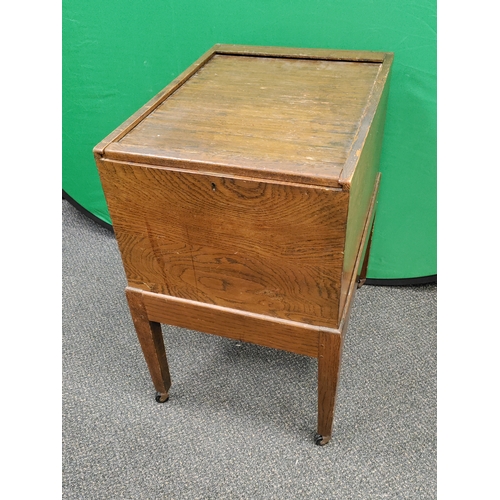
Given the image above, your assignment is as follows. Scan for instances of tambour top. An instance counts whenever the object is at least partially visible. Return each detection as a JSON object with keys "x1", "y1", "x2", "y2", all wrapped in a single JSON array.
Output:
[{"x1": 95, "y1": 45, "x2": 393, "y2": 188}]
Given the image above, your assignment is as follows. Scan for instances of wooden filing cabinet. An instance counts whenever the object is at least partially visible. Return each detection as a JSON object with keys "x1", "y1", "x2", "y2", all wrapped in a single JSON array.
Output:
[{"x1": 94, "y1": 44, "x2": 393, "y2": 445}]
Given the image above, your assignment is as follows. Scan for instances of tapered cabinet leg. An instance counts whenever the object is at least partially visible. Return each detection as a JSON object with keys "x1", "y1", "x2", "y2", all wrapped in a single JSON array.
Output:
[
  {"x1": 316, "y1": 331, "x2": 343, "y2": 445},
  {"x1": 125, "y1": 287, "x2": 171, "y2": 401}
]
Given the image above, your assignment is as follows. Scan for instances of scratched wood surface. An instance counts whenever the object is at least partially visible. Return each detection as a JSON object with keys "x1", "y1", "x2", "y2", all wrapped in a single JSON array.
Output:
[
  {"x1": 98, "y1": 159, "x2": 349, "y2": 328},
  {"x1": 114, "y1": 54, "x2": 381, "y2": 187}
]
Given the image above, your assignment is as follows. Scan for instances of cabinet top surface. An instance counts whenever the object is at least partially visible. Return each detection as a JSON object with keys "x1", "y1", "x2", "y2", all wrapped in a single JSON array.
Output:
[{"x1": 98, "y1": 45, "x2": 393, "y2": 187}]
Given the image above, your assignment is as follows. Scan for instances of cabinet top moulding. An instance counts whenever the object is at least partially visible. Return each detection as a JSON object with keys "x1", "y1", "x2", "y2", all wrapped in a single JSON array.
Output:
[{"x1": 94, "y1": 44, "x2": 393, "y2": 190}]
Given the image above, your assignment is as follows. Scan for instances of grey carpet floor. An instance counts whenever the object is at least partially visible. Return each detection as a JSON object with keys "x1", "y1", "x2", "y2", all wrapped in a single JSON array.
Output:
[{"x1": 62, "y1": 199, "x2": 436, "y2": 499}]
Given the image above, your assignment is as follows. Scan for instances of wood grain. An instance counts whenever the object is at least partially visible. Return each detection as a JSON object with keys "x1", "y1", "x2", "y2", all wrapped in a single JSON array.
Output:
[
  {"x1": 99, "y1": 159, "x2": 349, "y2": 328},
  {"x1": 94, "y1": 45, "x2": 394, "y2": 443},
  {"x1": 339, "y1": 53, "x2": 393, "y2": 184},
  {"x1": 125, "y1": 288, "x2": 171, "y2": 397},
  {"x1": 339, "y1": 174, "x2": 380, "y2": 332},
  {"x1": 317, "y1": 330, "x2": 343, "y2": 444},
  {"x1": 94, "y1": 45, "x2": 218, "y2": 156},
  {"x1": 315, "y1": 176, "x2": 379, "y2": 443},
  {"x1": 338, "y1": 57, "x2": 391, "y2": 315},
  {"x1": 357, "y1": 215, "x2": 375, "y2": 288},
  {"x1": 138, "y1": 288, "x2": 331, "y2": 357},
  {"x1": 114, "y1": 54, "x2": 380, "y2": 187},
  {"x1": 213, "y1": 44, "x2": 388, "y2": 62}
]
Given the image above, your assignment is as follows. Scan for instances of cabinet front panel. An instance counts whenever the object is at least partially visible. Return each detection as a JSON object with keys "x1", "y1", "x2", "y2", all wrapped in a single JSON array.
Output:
[{"x1": 98, "y1": 160, "x2": 348, "y2": 327}]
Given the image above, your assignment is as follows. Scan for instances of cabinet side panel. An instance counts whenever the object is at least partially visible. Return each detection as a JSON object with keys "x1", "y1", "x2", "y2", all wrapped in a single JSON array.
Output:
[
  {"x1": 97, "y1": 160, "x2": 348, "y2": 328},
  {"x1": 340, "y1": 80, "x2": 390, "y2": 315}
]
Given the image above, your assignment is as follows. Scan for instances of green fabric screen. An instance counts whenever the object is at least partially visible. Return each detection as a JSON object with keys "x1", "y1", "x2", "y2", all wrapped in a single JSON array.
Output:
[{"x1": 63, "y1": 0, "x2": 436, "y2": 280}]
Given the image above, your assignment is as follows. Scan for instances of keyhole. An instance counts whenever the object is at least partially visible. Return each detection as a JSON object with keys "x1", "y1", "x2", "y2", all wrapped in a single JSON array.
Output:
[{"x1": 211, "y1": 182, "x2": 217, "y2": 192}]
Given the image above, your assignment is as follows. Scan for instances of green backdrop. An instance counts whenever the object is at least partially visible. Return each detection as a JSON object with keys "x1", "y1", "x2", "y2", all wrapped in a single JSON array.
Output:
[{"x1": 63, "y1": 0, "x2": 436, "y2": 280}]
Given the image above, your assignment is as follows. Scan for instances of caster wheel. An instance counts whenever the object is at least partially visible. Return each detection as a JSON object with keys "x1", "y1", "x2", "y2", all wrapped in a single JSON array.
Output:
[
  {"x1": 314, "y1": 433, "x2": 330, "y2": 446},
  {"x1": 155, "y1": 392, "x2": 169, "y2": 403},
  {"x1": 357, "y1": 278, "x2": 366, "y2": 289}
]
